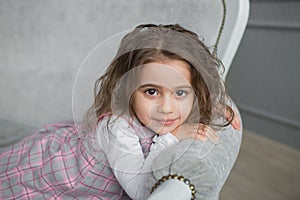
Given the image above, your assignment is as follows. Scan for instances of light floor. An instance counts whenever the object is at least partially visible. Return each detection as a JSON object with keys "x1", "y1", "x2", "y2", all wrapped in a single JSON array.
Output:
[{"x1": 220, "y1": 130, "x2": 300, "y2": 200}]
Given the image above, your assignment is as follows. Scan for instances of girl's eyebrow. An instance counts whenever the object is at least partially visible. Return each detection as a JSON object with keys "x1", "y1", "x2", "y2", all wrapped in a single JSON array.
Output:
[
  {"x1": 139, "y1": 84, "x2": 162, "y2": 89},
  {"x1": 139, "y1": 84, "x2": 192, "y2": 90},
  {"x1": 174, "y1": 85, "x2": 193, "y2": 90}
]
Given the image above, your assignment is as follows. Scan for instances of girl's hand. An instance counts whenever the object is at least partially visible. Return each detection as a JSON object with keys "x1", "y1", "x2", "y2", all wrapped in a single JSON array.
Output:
[{"x1": 171, "y1": 123, "x2": 219, "y2": 144}]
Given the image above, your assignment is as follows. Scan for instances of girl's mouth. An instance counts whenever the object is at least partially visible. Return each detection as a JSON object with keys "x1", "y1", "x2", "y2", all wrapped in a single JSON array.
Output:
[{"x1": 153, "y1": 118, "x2": 178, "y2": 126}]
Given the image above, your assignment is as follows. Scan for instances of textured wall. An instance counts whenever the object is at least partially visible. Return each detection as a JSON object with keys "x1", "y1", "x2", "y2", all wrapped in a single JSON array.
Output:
[{"x1": 0, "y1": 0, "x2": 227, "y2": 143}]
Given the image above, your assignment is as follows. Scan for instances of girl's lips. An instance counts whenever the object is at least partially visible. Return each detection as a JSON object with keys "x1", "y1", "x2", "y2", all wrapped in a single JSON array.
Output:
[{"x1": 153, "y1": 118, "x2": 178, "y2": 126}]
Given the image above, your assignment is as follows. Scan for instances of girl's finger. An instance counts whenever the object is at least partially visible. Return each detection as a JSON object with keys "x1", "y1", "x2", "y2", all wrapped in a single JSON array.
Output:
[
  {"x1": 231, "y1": 110, "x2": 241, "y2": 130},
  {"x1": 197, "y1": 125, "x2": 218, "y2": 144},
  {"x1": 195, "y1": 131, "x2": 207, "y2": 141},
  {"x1": 205, "y1": 126, "x2": 219, "y2": 144},
  {"x1": 226, "y1": 108, "x2": 241, "y2": 130}
]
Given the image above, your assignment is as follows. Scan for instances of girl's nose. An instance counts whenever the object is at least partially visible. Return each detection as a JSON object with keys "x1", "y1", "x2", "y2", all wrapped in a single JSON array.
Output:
[{"x1": 157, "y1": 96, "x2": 175, "y2": 114}]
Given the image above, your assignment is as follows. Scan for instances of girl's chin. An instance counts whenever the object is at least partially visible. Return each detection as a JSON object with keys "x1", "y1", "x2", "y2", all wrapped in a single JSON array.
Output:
[
  {"x1": 150, "y1": 127, "x2": 175, "y2": 135},
  {"x1": 156, "y1": 131, "x2": 170, "y2": 135}
]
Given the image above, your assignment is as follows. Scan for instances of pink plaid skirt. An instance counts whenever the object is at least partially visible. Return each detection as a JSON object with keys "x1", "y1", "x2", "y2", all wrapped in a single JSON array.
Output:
[{"x1": 0, "y1": 122, "x2": 153, "y2": 199}]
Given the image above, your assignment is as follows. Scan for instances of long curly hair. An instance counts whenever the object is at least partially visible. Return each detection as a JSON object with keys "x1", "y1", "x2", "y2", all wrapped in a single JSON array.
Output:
[{"x1": 83, "y1": 24, "x2": 234, "y2": 134}]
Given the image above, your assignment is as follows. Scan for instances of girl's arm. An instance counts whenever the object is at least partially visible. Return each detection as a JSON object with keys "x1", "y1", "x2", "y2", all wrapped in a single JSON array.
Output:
[
  {"x1": 147, "y1": 105, "x2": 243, "y2": 200},
  {"x1": 96, "y1": 116, "x2": 178, "y2": 200}
]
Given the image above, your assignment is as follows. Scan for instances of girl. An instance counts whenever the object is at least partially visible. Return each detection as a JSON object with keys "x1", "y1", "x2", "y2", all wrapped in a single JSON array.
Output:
[{"x1": 0, "y1": 24, "x2": 240, "y2": 200}]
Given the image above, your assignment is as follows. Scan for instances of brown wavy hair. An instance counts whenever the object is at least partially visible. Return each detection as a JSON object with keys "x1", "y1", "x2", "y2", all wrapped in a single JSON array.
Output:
[{"x1": 83, "y1": 24, "x2": 234, "y2": 134}]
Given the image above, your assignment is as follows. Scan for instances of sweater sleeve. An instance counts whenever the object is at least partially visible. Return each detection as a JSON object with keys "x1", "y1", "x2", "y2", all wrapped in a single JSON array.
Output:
[{"x1": 96, "y1": 116, "x2": 179, "y2": 200}]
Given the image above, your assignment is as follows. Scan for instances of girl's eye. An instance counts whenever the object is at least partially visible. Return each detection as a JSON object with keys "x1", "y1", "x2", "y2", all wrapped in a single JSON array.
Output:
[
  {"x1": 145, "y1": 89, "x2": 158, "y2": 96},
  {"x1": 175, "y1": 90, "x2": 188, "y2": 97}
]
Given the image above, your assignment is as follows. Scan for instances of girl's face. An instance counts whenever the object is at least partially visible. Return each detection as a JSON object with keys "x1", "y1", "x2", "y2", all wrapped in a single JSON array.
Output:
[{"x1": 132, "y1": 59, "x2": 194, "y2": 135}]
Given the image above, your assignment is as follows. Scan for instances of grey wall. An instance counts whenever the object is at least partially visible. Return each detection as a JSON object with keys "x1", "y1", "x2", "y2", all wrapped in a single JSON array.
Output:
[{"x1": 227, "y1": 0, "x2": 300, "y2": 149}]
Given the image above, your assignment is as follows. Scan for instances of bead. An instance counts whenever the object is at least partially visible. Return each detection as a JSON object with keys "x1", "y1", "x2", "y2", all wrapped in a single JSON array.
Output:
[
  {"x1": 190, "y1": 184, "x2": 195, "y2": 190},
  {"x1": 178, "y1": 176, "x2": 184, "y2": 181},
  {"x1": 184, "y1": 178, "x2": 190, "y2": 185},
  {"x1": 162, "y1": 176, "x2": 167, "y2": 181},
  {"x1": 172, "y1": 174, "x2": 178, "y2": 179}
]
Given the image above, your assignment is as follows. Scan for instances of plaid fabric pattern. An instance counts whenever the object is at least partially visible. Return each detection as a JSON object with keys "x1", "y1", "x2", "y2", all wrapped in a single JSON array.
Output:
[{"x1": 0, "y1": 122, "x2": 153, "y2": 199}]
